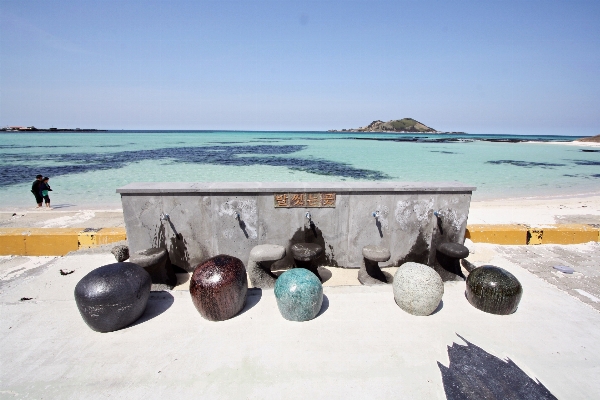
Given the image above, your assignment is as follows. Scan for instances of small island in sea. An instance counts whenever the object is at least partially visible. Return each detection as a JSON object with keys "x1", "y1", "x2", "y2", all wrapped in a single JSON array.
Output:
[{"x1": 328, "y1": 118, "x2": 466, "y2": 134}]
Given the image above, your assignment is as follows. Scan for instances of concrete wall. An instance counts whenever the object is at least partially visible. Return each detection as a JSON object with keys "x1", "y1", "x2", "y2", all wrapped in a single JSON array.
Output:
[{"x1": 117, "y1": 182, "x2": 475, "y2": 271}]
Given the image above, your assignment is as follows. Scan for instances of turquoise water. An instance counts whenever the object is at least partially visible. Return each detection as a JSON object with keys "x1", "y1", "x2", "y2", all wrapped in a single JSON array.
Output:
[{"x1": 1, "y1": 131, "x2": 599, "y2": 209}]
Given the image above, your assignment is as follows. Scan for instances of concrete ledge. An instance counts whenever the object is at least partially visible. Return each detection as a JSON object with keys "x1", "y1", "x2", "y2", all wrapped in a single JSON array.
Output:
[
  {"x1": 116, "y1": 181, "x2": 477, "y2": 194},
  {"x1": 466, "y1": 224, "x2": 600, "y2": 245},
  {"x1": 0, "y1": 227, "x2": 127, "y2": 256}
]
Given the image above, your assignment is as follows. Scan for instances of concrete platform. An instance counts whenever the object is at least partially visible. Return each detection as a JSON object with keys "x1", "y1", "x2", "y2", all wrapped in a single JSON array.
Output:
[{"x1": 1, "y1": 243, "x2": 599, "y2": 398}]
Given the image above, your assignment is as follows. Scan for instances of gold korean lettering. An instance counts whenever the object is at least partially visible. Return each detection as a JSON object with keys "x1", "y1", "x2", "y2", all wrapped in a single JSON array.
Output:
[
  {"x1": 322, "y1": 193, "x2": 336, "y2": 207},
  {"x1": 291, "y1": 193, "x2": 306, "y2": 207},
  {"x1": 306, "y1": 193, "x2": 320, "y2": 207},
  {"x1": 275, "y1": 194, "x2": 289, "y2": 207}
]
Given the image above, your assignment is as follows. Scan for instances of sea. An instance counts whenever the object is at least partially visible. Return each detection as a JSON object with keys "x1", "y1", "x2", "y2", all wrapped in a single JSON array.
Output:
[{"x1": 1, "y1": 131, "x2": 599, "y2": 210}]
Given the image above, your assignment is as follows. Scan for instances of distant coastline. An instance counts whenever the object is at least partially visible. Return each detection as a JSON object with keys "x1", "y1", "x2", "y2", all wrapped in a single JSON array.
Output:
[{"x1": 1, "y1": 126, "x2": 106, "y2": 132}]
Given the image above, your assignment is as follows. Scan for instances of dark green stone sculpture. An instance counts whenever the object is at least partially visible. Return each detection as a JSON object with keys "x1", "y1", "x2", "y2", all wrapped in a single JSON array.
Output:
[{"x1": 466, "y1": 266, "x2": 523, "y2": 315}]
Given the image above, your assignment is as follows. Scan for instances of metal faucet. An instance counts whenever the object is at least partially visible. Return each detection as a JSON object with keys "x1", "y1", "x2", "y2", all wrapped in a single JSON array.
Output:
[
  {"x1": 234, "y1": 211, "x2": 240, "y2": 220},
  {"x1": 305, "y1": 211, "x2": 311, "y2": 220},
  {"x1": 372, "y1": 211, "x2": 380, "y2": 218},
  {"x1": 160, "y1": 213, "x2": 169, "y2": 221}
]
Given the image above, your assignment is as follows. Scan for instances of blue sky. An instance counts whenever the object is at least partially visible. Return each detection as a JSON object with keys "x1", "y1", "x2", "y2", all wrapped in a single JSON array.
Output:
[{"x1": 1, "y1": 0, "x2": 599, "y2": 134}]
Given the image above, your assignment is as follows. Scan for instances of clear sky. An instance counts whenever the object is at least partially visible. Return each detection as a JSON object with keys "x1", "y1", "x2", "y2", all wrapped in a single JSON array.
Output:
[{"x1": 1, "y1": 0, "x2": 599, "y2": 134}]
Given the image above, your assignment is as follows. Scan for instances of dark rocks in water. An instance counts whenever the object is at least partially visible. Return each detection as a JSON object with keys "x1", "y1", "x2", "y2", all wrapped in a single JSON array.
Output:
[
  {"x1": 129, "y1": 248, "x2": 177, "y2": 290},
  {"x1": 60, "y1": 269, "x2": 74, "y2": 275},
  {"x1": 189, "y1": 255, "x2": 248, "y2": 321},
  {"x1": 486, "y1": 160, "x2": 566, "y2": 168},
  {"x1": 1, "y1": 144, "x2": 391, "y2": 187},
  {"x1": 291, "y1": 243, "x2": 324, "y2": 281},
  {"x1": 580, "y1": 149, "x2": 600, "y2": 152},
  {"x1": 74, "y1": 262, "x2": 151, "y2": 332},
  {"x1": 274, "y1": 268, "x2": 323, "y2": 322},
  {"x1": 111, "y1": 245, "x2": 129, "y2": 262},
  {"x1": 466, "y1": 265, "x2": 523, "y2": 315},
  {"x1": 434, "y1": 242, "x2": 469, "y2": 281},
  {"x1": 439, "y1": 334, "x2": 556, "y2": 400},
  {"x1": 358, "y1": 245, "x2": 393, "y2": 285}
]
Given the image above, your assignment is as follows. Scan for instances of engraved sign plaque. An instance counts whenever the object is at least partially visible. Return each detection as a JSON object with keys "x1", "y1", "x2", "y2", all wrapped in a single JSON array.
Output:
[{"x1": 274, "y1": 193, "x2": 336, "y2": 208}]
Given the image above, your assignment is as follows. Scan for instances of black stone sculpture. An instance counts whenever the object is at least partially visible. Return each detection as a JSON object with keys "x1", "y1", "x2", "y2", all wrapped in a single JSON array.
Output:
[
  {"x1": 74, "y1": 262, "x2": 151, "y2": 332},
  {"x1": 358, "y1": 245, "x2": 393, "y2": 285},
  {"x1": 190, "y1": 255, "x2": 248, "y2": 321},
  {"x1": 291, "y1": 243, "x2": 324, "y2": 281},
  {"x1": 129, "y1": 248, "x2": 177, "y2": 291},
  {"x1": 466, "y1": 265, "x2": 523, "y2": 315},
  {"x1": 435, "y1": 242, "x2": 469, "y2": 281},
  {"x1": 438, "y1": 334, "x2": 556, "y2": 399}
]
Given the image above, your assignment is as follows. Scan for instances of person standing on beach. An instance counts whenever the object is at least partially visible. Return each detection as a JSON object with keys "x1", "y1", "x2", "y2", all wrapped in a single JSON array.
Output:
[
  {"x1": 39, "y1": 177, "x2": 53, "y2": 208},
  {"x1": 31, "y1": 174, "x2": 43, "y2": 208}
]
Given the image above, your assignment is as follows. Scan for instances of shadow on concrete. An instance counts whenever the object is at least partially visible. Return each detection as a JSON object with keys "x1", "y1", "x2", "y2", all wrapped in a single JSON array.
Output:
[
  {"x1": 316, "y1": 294, "x2": 330, "y2": 318},
  {"x1": 238, "y1": 288, "x2": 262, "y2": 316},
  {"x1": 431, "y1": 299, "x2": 444, "y2": 315},
  {"x1": 438, "y1": 334, "x2": 557, "y2": 399},
  {"x1": 128, "y1": 291, "x2": 174, "y2": 329}
]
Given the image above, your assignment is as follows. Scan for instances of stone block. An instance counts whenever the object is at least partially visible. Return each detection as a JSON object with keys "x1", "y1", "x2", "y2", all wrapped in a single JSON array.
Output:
[
  {"x1": 274, "y1": 268, "x2": 323, "y2": 321},
  {"x1": 393, "y1": 262, "x2": 444, "y2": 316},
  {"x1": 129, "y1": 247, "x2": 176, "y2": 290},
  {"x1": 247, "y1": 244, "x2": 286, "y2": 288},
  {"x1": 358, "y1": 245, "x2": 392, "y2": 285},
  {"x1": 190, "y1": 255, "x2": 248, "y2": 321},
  {"x1": 74, "y1": 262, "x2": 151, "y2": 332},
  {"x1": 466, "y1": 265, "x2": 523, "y2": 315}
]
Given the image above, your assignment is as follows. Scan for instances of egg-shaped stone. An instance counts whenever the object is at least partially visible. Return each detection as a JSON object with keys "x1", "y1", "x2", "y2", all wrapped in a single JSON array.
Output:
[
  {"x1": 393, "y1": 262, "x2": 444, "y2": 316},
  {"x1": 466, "y1": 265, "x2": 523, "y2": 315},
  {"x1": 275, "y1": 268, "x2": 323, "y2": 321},
  {"x1": 190, "y1": 255, "x2": 248, "y2": 321},
  {"x1": 74, "y1": 262, "x2": 151, "y2": 332}
]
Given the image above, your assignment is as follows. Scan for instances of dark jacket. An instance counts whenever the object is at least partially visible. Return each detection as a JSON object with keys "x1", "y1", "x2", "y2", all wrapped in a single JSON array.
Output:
[{"x1": 31, "y1": 180, "x2": 41, "y2": 194}]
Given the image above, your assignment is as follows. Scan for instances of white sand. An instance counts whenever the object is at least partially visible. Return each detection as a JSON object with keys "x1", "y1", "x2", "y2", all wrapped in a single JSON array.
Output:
[{"x1": 468, "y1": 192, "x2": 600, "y2": 225}]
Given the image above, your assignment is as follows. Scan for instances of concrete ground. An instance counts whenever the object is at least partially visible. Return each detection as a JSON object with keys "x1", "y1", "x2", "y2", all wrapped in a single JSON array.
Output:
[{"x1": 1, "y1": 242, "x2": 599, "y2": 399}]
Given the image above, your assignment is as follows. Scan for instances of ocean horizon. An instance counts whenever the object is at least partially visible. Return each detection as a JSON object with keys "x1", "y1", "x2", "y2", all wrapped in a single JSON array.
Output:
[{"x1": 1, "y1": 130, "x2": 599, "y2": 210}]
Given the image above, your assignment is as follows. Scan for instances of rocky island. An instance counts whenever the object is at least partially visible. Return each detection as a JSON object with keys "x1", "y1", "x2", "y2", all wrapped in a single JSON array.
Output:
[
  {"x1": 575, "y1": 134, "x2": 600, "y2": 143},
  {"x1": 329, "y1": 118, "x2": 465, "y2": 134}
]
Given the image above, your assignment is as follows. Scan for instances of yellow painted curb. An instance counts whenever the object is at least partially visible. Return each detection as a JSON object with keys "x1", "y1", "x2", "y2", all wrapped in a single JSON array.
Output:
[
  {"x1": 465, "y1": 224, "x2": 528, "y2": 245},
  {"x1": 78, "y1": 228, "x2": 127, "y2": 248},
  {"x1": 0, "y1": 227, "x2": 127, "y2": 256},
  {"x1": 537, "y1": 224, "x2": 599, "y2": 245}
]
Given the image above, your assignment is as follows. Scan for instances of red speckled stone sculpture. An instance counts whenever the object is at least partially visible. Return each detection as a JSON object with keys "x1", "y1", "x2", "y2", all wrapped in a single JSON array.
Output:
[{"x1": 189, "y1": 255, "x2": 248, "y2": 321}]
